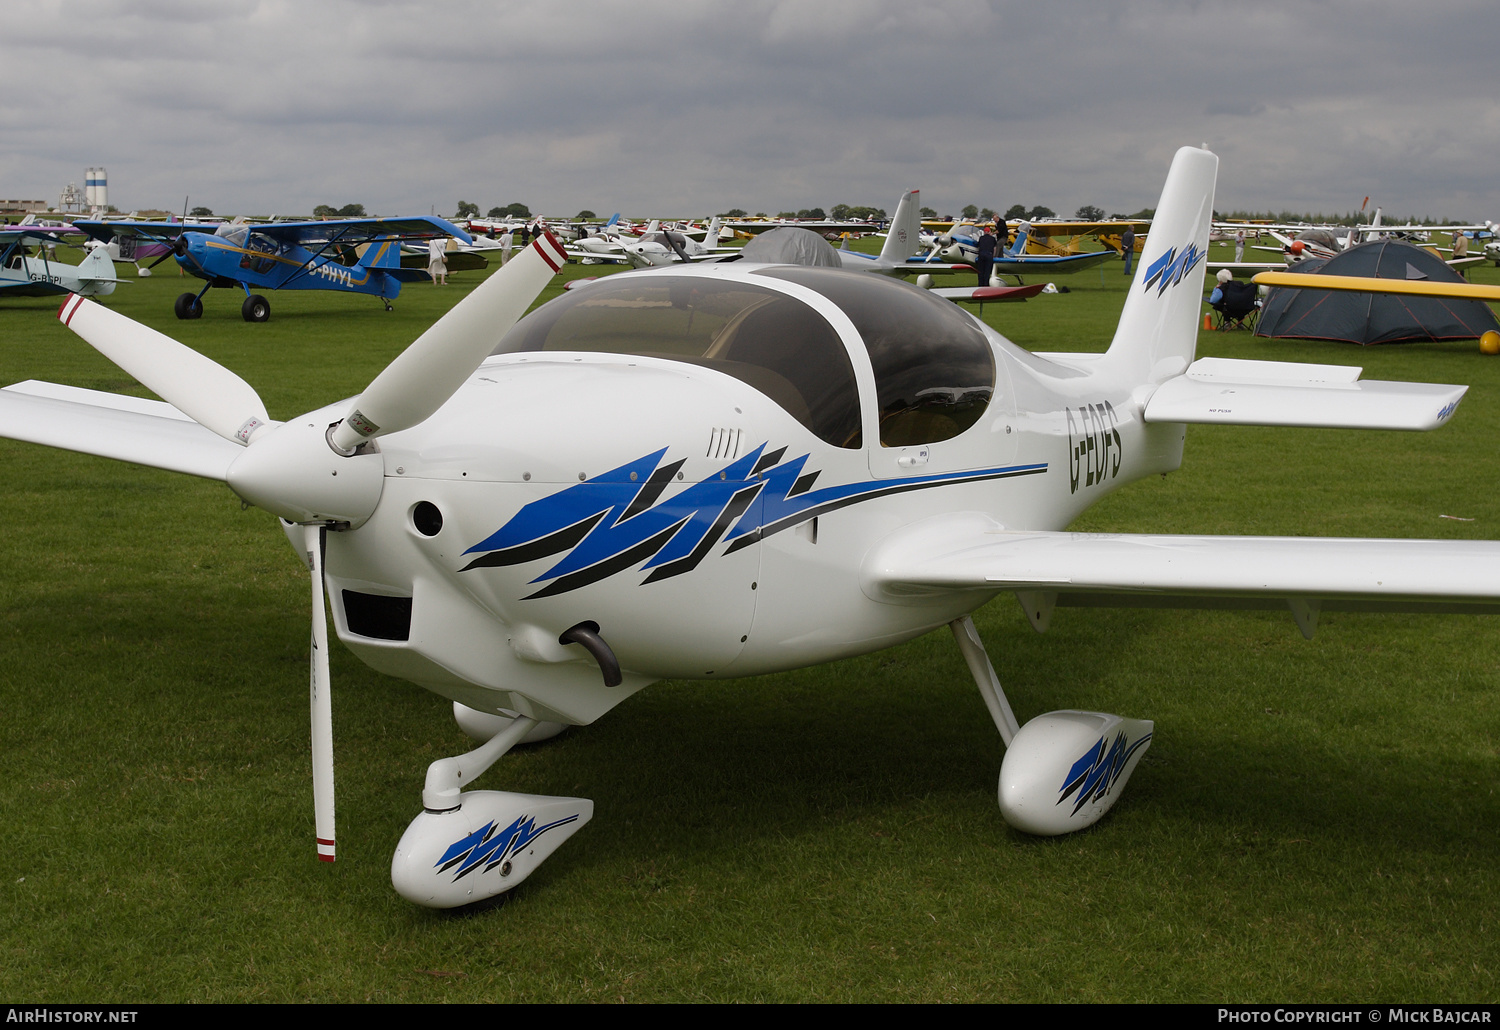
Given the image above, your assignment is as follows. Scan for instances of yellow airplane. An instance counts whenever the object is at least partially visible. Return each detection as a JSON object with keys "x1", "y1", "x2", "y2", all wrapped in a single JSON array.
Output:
[{"x1": 1019, "y1": 220, "x2": 1151, "y2": 257}]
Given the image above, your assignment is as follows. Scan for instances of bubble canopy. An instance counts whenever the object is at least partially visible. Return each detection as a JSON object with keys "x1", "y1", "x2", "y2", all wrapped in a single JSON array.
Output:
[{"x1": 491, "y1": 269, "x2": 995, "y2": 449}]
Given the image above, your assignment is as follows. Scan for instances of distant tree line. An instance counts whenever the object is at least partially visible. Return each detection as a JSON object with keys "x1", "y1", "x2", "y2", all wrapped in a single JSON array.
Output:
[
  {"x1": 313, "y1": 203, "x2": 366, "y2": 218},
  {"x1": 1215, "y1": 208, "x2": 1462, "y2": 226}
]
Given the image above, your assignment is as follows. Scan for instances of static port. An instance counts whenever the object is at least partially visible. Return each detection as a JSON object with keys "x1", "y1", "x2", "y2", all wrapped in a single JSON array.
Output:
[{"x1": 412, "y1": 501, "x2": 443, "y2": 536}]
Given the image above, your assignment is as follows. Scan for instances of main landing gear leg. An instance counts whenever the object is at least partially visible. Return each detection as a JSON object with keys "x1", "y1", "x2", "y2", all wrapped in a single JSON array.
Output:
[
  {"x1": 950, "y1": 615, "x2": 1019, "y2": 746},
  {"x1": 390, "y1": 709, "x2": 591, "y2": 908},
  {"x1": 948, "y1": 614, "x2": 1153, "y2": 837}
]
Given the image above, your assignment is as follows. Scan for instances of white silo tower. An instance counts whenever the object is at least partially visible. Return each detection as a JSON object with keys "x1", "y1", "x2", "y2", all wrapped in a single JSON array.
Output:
[{"x1": 85, "y1": 168, "x2": 108, "y2": 212}]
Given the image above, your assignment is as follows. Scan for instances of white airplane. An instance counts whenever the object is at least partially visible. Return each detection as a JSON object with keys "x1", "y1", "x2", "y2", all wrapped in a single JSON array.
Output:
[
  {"x1": 567, "y1": 217, "x2": 735, "y2": 268},
  {"x1": 0, "y1": 229, "x2": 120, "y2": 299},
  {"x1": 2, "y1": 146, "x2": 1496, "y2": 911}
]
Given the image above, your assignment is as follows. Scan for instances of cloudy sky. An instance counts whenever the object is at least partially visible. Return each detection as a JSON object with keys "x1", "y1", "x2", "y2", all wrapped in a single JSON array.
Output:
[{"x1": 3, "y1": 0, "x2": 1497, "y2": 222}]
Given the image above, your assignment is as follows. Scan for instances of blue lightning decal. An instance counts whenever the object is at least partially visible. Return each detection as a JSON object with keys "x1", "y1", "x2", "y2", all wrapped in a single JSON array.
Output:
[
  {"x1": 435, "y1": 813, "x2": 581, "y2": 881},
  {"x1": 461, "y1": 444, "x2": 1047, "y2": 596},
  {"x1": 1056, "y1": 729, "x2": 1152, "y2": 816},
  {"x1": 1141, "y1": 240, "x2": 1206, "y2": 296}
]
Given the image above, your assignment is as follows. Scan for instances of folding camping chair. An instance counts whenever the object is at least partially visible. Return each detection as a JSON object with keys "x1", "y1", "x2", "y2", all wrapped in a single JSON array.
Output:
[{"x1": 1212, "y1": 279, "x2": 1260, "y2": 331}]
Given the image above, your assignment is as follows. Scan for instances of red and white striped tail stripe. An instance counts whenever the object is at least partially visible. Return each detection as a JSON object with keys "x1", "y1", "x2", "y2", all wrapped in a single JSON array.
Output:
[
  {"x1": 317, "y1": 837, "x2": 336, "y2": 863},
  {"x1": 533, "y1": 231, "x2": 567, "y2": 272}
]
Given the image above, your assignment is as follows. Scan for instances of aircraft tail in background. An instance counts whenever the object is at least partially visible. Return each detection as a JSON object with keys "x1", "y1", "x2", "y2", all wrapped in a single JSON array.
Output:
[
  {"x1": 75, "y1": 244, "x2": 120, "y2": 296},
  {"x1": 878, "y1": 190, "x2": 922, "y2": 264}
]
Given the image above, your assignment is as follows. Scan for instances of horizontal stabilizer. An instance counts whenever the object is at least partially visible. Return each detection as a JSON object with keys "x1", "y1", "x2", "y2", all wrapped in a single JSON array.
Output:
[
  {"x1": 1144, "y1": 356, "x2": 1465, "y2": 430},
  {"x1": 0, "y1": 381, "x2": 241, "y2": 480},
  {"x1": 864, "y1": 516, "x2": 1500, "y2": 622}
]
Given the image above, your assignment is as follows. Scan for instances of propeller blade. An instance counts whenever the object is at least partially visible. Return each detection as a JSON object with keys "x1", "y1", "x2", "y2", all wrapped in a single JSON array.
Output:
[
  {"x1": 306, "y1": 524, "x2": 336, "y2": 863},
  {"x1": 142, "y1": 236, "x2": 186, "y2": 271},
  {"x1": 58, "y1": 295, "x2": 272, "y2": 445},
  {"x1": 663, "y1": 230, "x2": 691, "y2": 263},
  {"x1": 328, "y1": 231, "x2": 567, "y2": 453},
  {"x1": 144, "y1": 253, "x2": 172, "y2": 271}
]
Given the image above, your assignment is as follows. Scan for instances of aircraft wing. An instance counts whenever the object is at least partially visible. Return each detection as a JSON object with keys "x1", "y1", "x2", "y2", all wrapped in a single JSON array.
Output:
[
  {"x1": 565, "y1": 248, "x2": 631, "y2": 264},
  {"x1": 930, "y1": 284, "x2": 1046, "y2": 302},
  {"x1": 1024, "y1": 220, "x2": 1151, "y2": 238},
  {"x1": 991, "y1": 251, "x2": 1114, "y2": 274},
  {"x1": 71, "y1": 220, "x2": 221, "y2": 243},
  {"x1": 0, "y1": 381, "x2": 241, "y2": 481},
  {"x1": 1252, "y1": 272, "x2": 1500, "y2": 302},
  {"x1": 245, "y1": 217, "x2": 473, "y2": 248},
  {"x1": 891, "y1": 260, "x2": 973, "y2": 274},
  {"x1": 0, "y1": 227, "x2": 87, "y2": 245},
  {"x1": 863, "y1": 516, "x2": 1500, "y2": 628}
]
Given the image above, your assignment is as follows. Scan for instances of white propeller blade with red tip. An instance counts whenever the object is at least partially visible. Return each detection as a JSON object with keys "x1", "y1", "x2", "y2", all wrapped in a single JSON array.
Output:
[
  {"x1": 58, "y1": 294, "x2": 272, "y2": 445},
  {"x1": 329, "y1": 231, "x2": 567, "y2": 453}
]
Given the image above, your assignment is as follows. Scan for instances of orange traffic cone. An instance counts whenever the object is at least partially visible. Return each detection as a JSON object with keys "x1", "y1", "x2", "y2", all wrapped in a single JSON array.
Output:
[{"x1": 1202, "y1": 313, "x2": 1213, "y2": 330}]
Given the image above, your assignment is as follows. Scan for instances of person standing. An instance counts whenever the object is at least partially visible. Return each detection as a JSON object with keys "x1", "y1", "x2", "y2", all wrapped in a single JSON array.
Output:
[
  {"x1": 975, "y1": 227, "x2": 997, "y2": 288},
  {"x1": 499, "y1": 229, "x2": 513, "y2": 266},
  {"x1": 427, "y1": 236, "x2": 449, "y2": 286},
  {"x1": 1121, "y1": 224, "x2": 1136, "y2": 275},
  {"x1": 995, "y1": 217, "x2": 1010, "y2": 256},
  {"x1": 1453, "y1": 231, "x2": 1470, "y2": 278},
  {"x1": 1234, "y1": 229, "x2": 1246, "y2": 263}
]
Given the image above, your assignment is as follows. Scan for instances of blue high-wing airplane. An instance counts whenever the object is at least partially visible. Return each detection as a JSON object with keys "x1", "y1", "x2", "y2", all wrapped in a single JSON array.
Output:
[
  {"x1": 911, "y1": 220, "x2": 1116, "y2": 280},
  {"x1": 74, "y1": 217, "x2": 471, "y2": 322}
]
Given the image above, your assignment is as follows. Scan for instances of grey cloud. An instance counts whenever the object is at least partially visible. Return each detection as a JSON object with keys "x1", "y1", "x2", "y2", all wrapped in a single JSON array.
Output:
[{"x1": 0, "y1": 0, "x2": 1495, "y2": 219}]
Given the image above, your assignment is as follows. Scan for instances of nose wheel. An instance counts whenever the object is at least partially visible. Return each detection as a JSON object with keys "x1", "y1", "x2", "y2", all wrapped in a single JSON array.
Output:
[{"x1": 391, "y1": 712, "x2": 592, "y2": 908}]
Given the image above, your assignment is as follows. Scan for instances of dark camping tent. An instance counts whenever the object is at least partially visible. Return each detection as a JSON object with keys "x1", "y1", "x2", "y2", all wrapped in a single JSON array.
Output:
[{"x1": 1255, "y1": 240, "x2": 1500, "y2": 345}]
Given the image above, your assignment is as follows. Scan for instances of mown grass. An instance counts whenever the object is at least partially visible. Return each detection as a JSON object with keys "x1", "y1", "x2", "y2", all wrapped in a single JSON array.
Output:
[{"x1": 1, "y1": 246, "x2": 1498, "y2": 1002}]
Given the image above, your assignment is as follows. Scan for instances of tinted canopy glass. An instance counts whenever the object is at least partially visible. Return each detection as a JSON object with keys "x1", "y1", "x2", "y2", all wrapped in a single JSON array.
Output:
[
  {"x1": 491, "y1": 275, "x2": 862, "y2": 447},
  {"x1": 757, "y1": 267, "x2": 995, "y2": 447}
]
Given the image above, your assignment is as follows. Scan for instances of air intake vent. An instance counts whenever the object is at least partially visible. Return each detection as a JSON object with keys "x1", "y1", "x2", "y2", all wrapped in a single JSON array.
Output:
[
  {"x1": 707, "y1": 427, "x2": 743, "y2": 459},
  {"x1": 342, "y1": 590, "x2": 413, "y2": 641}
]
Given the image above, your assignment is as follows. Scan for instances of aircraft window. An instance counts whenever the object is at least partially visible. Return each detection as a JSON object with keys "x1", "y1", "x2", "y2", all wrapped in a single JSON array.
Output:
[
  {"x1": 245, "y1": 233, "x2": 278, "y2": 274},
  {"x1": 222, "y1": 228, "x2": 248, "y2": 247},
  {"x1": 756, "y1": 267, "x2": 994, "y2": 447},
  {"x1": 491, "y1": 275, "x2": 862, "y2": 448}
]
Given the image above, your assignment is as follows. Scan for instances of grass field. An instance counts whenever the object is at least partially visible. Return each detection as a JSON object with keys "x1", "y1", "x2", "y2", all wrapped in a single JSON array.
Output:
[{"x1": 1, "y1": 245, "x2": 1499, "y2": 1002}]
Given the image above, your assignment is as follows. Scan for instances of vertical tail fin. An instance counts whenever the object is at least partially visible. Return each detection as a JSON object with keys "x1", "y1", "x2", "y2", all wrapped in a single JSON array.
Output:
[
  {"x1": 358, "y1": 236, "x2": 403, "y2": 269},
  {"x1": 878, "y1": 190, "x2": 922, "y2": 263},
  {"x1": 1102, "y1": 146, "x2": 1218, "y2": 384},
  {"x1": 76, "y1": 244, "x2": 119, "y2": 284},
  {"x1": 73, "y1": 244, "x2": 119, "y2": 297}
]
